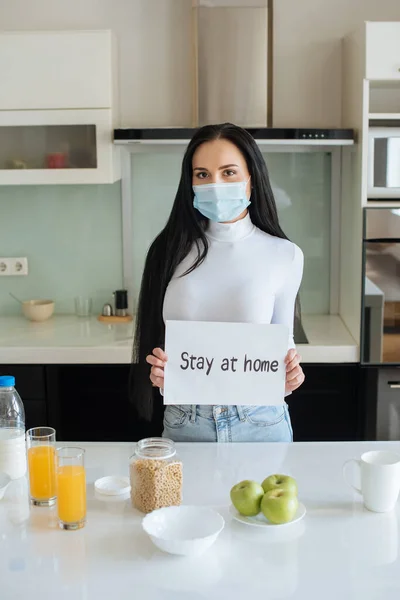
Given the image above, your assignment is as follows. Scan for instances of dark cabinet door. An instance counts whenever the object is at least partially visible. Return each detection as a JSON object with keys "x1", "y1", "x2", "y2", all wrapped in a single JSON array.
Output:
[
  {"x1": 0, "y1": 365, "x2": 48, "y2": 430},
  {"x1": 0, "y1": 363, "x2": 363, "y2": 442},
  {"x1": 46, "y1": 365, "x2": 161, "y2": 442},
  {"x1": 286, "y1": 364, "x2": 362, "y2": 442},
  {"x1": 24, "y1": 400, "x2": 48, "y2": 430}
]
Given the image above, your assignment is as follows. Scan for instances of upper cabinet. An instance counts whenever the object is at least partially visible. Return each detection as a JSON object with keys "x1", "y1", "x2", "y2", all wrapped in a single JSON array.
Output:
[
  {"x1": 365, "y1": 22, "x2": 400, "y2": 81},
  {"x1": 0, "y1": 31, "x2": 114, "y2": 110},
  {"x1": 0, "y1": 30, "x2": 120, "y2": 185}
]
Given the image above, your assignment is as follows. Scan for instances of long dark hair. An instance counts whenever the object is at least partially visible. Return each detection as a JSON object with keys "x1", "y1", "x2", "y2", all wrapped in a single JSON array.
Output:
[{"x1": 130, "y1": 123, "x2": 298, "y2": 421}]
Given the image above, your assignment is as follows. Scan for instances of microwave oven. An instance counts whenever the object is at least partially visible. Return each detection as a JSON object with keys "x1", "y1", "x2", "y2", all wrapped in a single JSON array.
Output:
[{"x1": 368, "y1": 127, "x2": 400, "y2": 199}]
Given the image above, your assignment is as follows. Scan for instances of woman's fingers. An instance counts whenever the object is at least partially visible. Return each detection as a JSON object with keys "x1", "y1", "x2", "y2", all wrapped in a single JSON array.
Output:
[
  {"x1": 286, "y1": 352, "x2": 301, "y2": 371},
  {"x1": 151, "y1": 366, "x2": 164, "y2": 379},
  {"x1": 150, "y1": 373, "x2": 164, "y2": 388},
  {"x1": 146, "y1": 354, "x2": 165, "y2": 368},
  {"x1": 286, "y1": 370, "x2": 305, "y2": 392},
  {"x1": 286, "y1": 364, "x2": 303, "y2": 382},
  {"x1": 153, "y1": 347, "x2": 168, "y2": 362},
  {"x1": 147, "y1": 348, "x2": 167, "y2": 388},
  {"x1": 284, "y1": 348, "x2": 297, "y2": 364}
]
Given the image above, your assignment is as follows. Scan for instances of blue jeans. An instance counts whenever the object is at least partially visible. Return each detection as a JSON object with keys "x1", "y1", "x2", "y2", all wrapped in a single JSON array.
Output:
[{"x1": 162, "y1": 404, "x2": 293, "y2": 443}]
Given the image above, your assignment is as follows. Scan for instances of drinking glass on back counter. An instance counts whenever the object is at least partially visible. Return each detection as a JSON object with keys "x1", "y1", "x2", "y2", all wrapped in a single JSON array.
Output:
[
  {"x1": 57, "y1": 447, "x2": 86, "y2": 530},
  {"x1": 26, "y1": 427, "x2": 56, "y2": 506}
]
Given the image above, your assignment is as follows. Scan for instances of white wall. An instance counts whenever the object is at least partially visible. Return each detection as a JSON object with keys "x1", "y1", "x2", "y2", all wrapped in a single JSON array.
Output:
[
  {"x1": 273, "y1": 0, "x2": 400, "y2": 127},
  {"x1": 1, "y1": 0, "x2": 400, "y2": 127}
]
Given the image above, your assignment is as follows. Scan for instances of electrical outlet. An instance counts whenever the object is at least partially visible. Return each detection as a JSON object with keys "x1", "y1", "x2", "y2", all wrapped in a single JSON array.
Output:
[{"x1": 0, "y1": 257, "x2": 28, "y2": 276}]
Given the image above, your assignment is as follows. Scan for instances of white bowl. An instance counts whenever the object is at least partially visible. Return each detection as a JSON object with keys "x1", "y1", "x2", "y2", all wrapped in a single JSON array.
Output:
[
  {"x1": 22, "y1": 299, "x2": 55, "y2": 322},
  {"x1": 142, "y1": 505, "x2": 225, "y2": 556}
]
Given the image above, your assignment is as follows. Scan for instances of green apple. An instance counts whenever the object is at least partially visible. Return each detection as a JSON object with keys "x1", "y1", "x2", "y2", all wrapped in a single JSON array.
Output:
[
  {"x1": 262, "y1": 474, "x2": 298, "y2": 496},
  {"x1": 230, "y1": 480, "x2": 264, "y2": 516},
  {"x1": 261, "y1": 489, "x2": 299, "y2": 524}
]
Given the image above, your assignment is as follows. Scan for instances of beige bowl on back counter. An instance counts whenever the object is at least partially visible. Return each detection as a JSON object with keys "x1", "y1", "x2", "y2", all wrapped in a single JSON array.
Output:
[{"x1": 22, "y1": 300, "x2": 55, "y2": 322}]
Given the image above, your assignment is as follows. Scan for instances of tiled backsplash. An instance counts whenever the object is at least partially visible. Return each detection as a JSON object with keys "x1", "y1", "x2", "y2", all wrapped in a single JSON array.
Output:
[
  {"x1": 0, "y1": 151, "x2": 332, "y2": 318},
  {"x1": 0, "y1": 183, "x2": 123, "y2": 316},
  {"x1": 131, "y1": 151, "x2": 332, "y2": 314}
]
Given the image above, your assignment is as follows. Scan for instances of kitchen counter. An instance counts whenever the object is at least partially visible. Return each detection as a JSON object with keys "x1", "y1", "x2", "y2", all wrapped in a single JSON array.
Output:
[
  {"x1": 2, "y1": 441, "x2": 400, "y2": 599},
  {"x1": 0, "y1": 314, "x2": 358, "y2": 364}
]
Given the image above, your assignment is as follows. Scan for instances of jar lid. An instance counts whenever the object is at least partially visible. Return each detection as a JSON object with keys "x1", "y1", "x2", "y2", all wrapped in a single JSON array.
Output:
[
  {"x1": 94, "y1": 476, "x2": 131, "y2": 496},
  {"x1": 0, "y1": 376, "x2": 15, "y2": 388},
  {"x1": 135, "y1": 437, "x2": 176, "y2": 459}
]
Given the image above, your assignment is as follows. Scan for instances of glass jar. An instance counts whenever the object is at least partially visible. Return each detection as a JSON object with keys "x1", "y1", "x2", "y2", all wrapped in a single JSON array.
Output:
[{"x1": 130, "y1": 437, "x2": 182, "y2": 514}]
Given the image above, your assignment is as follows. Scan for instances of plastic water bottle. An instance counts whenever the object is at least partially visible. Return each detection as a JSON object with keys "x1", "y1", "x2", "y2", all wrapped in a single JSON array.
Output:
[{"x1": 0, "y1": 376, "x2": 26, "y2": 479}]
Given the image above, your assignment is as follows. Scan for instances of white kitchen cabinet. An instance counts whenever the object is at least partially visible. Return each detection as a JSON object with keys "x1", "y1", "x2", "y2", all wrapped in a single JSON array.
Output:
[
  {"x1": 0, "y1": 30, "x2": 119, "y2": 184},
  {"x1": 0, "y1": 109, "x2": 119, "y2": 185},
  {"x1": 0, "y1": 30, "x2": 115, "y2": 110},
  {"x1": 366, "y1": 22, "x2": 400, "y2": 81}
]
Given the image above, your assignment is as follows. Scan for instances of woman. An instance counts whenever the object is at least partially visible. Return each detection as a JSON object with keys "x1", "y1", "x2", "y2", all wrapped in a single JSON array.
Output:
[{"x1": 131, "y1": 123, "x2": 305, "y2": 443}]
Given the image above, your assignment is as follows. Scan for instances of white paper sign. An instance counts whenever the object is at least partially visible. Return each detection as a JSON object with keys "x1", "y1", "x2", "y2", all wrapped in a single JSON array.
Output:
[{"x1": 164, "y1": 320, "x2": 289, "y2": 406}]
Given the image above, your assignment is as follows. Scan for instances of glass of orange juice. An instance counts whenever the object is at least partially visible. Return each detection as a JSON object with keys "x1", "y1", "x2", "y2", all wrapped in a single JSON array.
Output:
[
  {"x1": 56, "y1": 447, "x2": 86, "y2": 530},
  {"x1": 26, "y1": 427, "x2": 56, "y2": 506}
]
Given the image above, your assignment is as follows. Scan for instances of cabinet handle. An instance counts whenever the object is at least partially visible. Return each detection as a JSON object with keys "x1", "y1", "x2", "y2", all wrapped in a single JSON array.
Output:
[{"x1": 388, "y1": 382, "x2": 400, "y2": 389}]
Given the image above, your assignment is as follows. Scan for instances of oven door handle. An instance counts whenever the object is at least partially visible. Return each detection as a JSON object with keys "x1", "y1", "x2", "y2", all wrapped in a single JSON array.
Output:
[{"x1": 388, "y1": 382, "x2": 400, "y2": 389}]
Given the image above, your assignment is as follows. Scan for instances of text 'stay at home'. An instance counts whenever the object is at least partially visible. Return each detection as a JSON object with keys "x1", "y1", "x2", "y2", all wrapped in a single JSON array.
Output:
[{"x1": 180, "y1": 352, "x2": 280, "y2": 376}]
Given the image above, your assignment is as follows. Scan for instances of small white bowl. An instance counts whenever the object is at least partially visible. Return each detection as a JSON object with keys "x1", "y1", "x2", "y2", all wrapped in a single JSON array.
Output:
[
  {"x1": 22, "y1": 299, "x2": 55, "y2": 322},
  {"x1": 142, "y1": 505, "x2": 225, "y2": 557}
]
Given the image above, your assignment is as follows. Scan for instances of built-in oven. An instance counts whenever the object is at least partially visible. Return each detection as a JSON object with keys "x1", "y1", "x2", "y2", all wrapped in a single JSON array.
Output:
[
  {"x1": 361, "y1": 207, "x2": 400, "y2": 439},
  {"x1": 362, "y1": 207, "x2": 400, "y2": 364}
]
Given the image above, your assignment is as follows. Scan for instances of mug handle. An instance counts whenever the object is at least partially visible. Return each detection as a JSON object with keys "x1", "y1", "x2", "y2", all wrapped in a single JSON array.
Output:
[{"x1": 343, "y1": 459, "x2": 362, "y2": 494}]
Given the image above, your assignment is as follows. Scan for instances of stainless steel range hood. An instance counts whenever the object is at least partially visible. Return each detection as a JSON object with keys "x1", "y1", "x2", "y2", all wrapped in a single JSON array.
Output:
[
  {"x1": 114, "y1": 2, "x2": 354, "y2": 145},
  {"x1": 114, "y1": 127, "x2": 354, "y2": 145}
]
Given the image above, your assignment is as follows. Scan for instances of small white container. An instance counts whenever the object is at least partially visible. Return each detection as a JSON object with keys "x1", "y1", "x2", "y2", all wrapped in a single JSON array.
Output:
[
  {"x1": 142, "y1": 505, "x2": 225, "y2": 557},
  {"x1": 22, "y1": 299, "x2": 55, "y2": 322}
]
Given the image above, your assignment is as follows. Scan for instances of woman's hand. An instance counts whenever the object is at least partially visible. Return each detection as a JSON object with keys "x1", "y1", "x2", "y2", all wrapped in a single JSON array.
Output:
[
  {"x1": 284, "y1": 348, "x2": 305, "y2": 394},
  {"x1": 146, "y1": 348, "x2": 168, "y2": 389}
]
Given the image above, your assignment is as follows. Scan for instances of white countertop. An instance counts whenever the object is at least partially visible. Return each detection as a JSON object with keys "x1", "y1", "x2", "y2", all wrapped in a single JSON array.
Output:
[
  {"x1": 0, "y1": 314, "x2": 358, "y2": 364},
  {"x1": 2, "y1": 440, "x2": 400, "y2": 599}
]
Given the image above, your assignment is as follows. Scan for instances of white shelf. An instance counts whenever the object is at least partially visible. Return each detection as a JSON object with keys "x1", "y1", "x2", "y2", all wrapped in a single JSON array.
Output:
[
  {"x1": 369, "y1": 113, "x2": 400, "y2": 119},
  {"x1": 365, "y1": 201, "x2": 400, "y2": 208}
]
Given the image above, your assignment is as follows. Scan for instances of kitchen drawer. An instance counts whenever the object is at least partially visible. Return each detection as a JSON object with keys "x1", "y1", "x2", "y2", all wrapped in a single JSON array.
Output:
[
  {"x1": 0, "y1": 366, "x2": 46, "y2": 400},
  {"x1": 366, "y1": 22, "x2": 400, "y2": 80},
  {"x1": 376, "y1": 367, "x2": 400, "y2": 440}
]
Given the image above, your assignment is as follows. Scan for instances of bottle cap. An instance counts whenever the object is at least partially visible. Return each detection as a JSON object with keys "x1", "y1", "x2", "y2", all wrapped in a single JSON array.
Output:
[{"x1": 0, "y1": 376, "x2": 15, "y2": 388}]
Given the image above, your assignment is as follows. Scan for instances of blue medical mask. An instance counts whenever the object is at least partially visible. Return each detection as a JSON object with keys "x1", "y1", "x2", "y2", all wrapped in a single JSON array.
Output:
[{"x1": 193, "y1": 178, "x2": 251, "y2": 222}]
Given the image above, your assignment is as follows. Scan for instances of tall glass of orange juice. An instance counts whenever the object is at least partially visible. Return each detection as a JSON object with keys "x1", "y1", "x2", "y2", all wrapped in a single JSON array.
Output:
[
  {"x1": 56, "y1": 447, "x2": 86, "y2": 530},
  {"x1": 26, "y1": 427, "x2": 56, "y2": 506}
]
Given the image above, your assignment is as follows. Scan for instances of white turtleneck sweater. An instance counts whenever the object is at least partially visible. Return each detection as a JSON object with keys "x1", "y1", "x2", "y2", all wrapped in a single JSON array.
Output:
[{"x1": 163, "y1": 214, "x2": 304, "y2": 350}]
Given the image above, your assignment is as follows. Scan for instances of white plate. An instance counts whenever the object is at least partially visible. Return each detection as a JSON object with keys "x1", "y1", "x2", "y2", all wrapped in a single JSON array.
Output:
[{"x1": 230, "y1": 502, "x2": 306, "y2": 528}]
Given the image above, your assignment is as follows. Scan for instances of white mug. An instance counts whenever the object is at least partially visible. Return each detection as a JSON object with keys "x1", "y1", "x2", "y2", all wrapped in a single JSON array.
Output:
[{"x1": 343, "y1": 450, "x2": 400, "y2": 513}]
